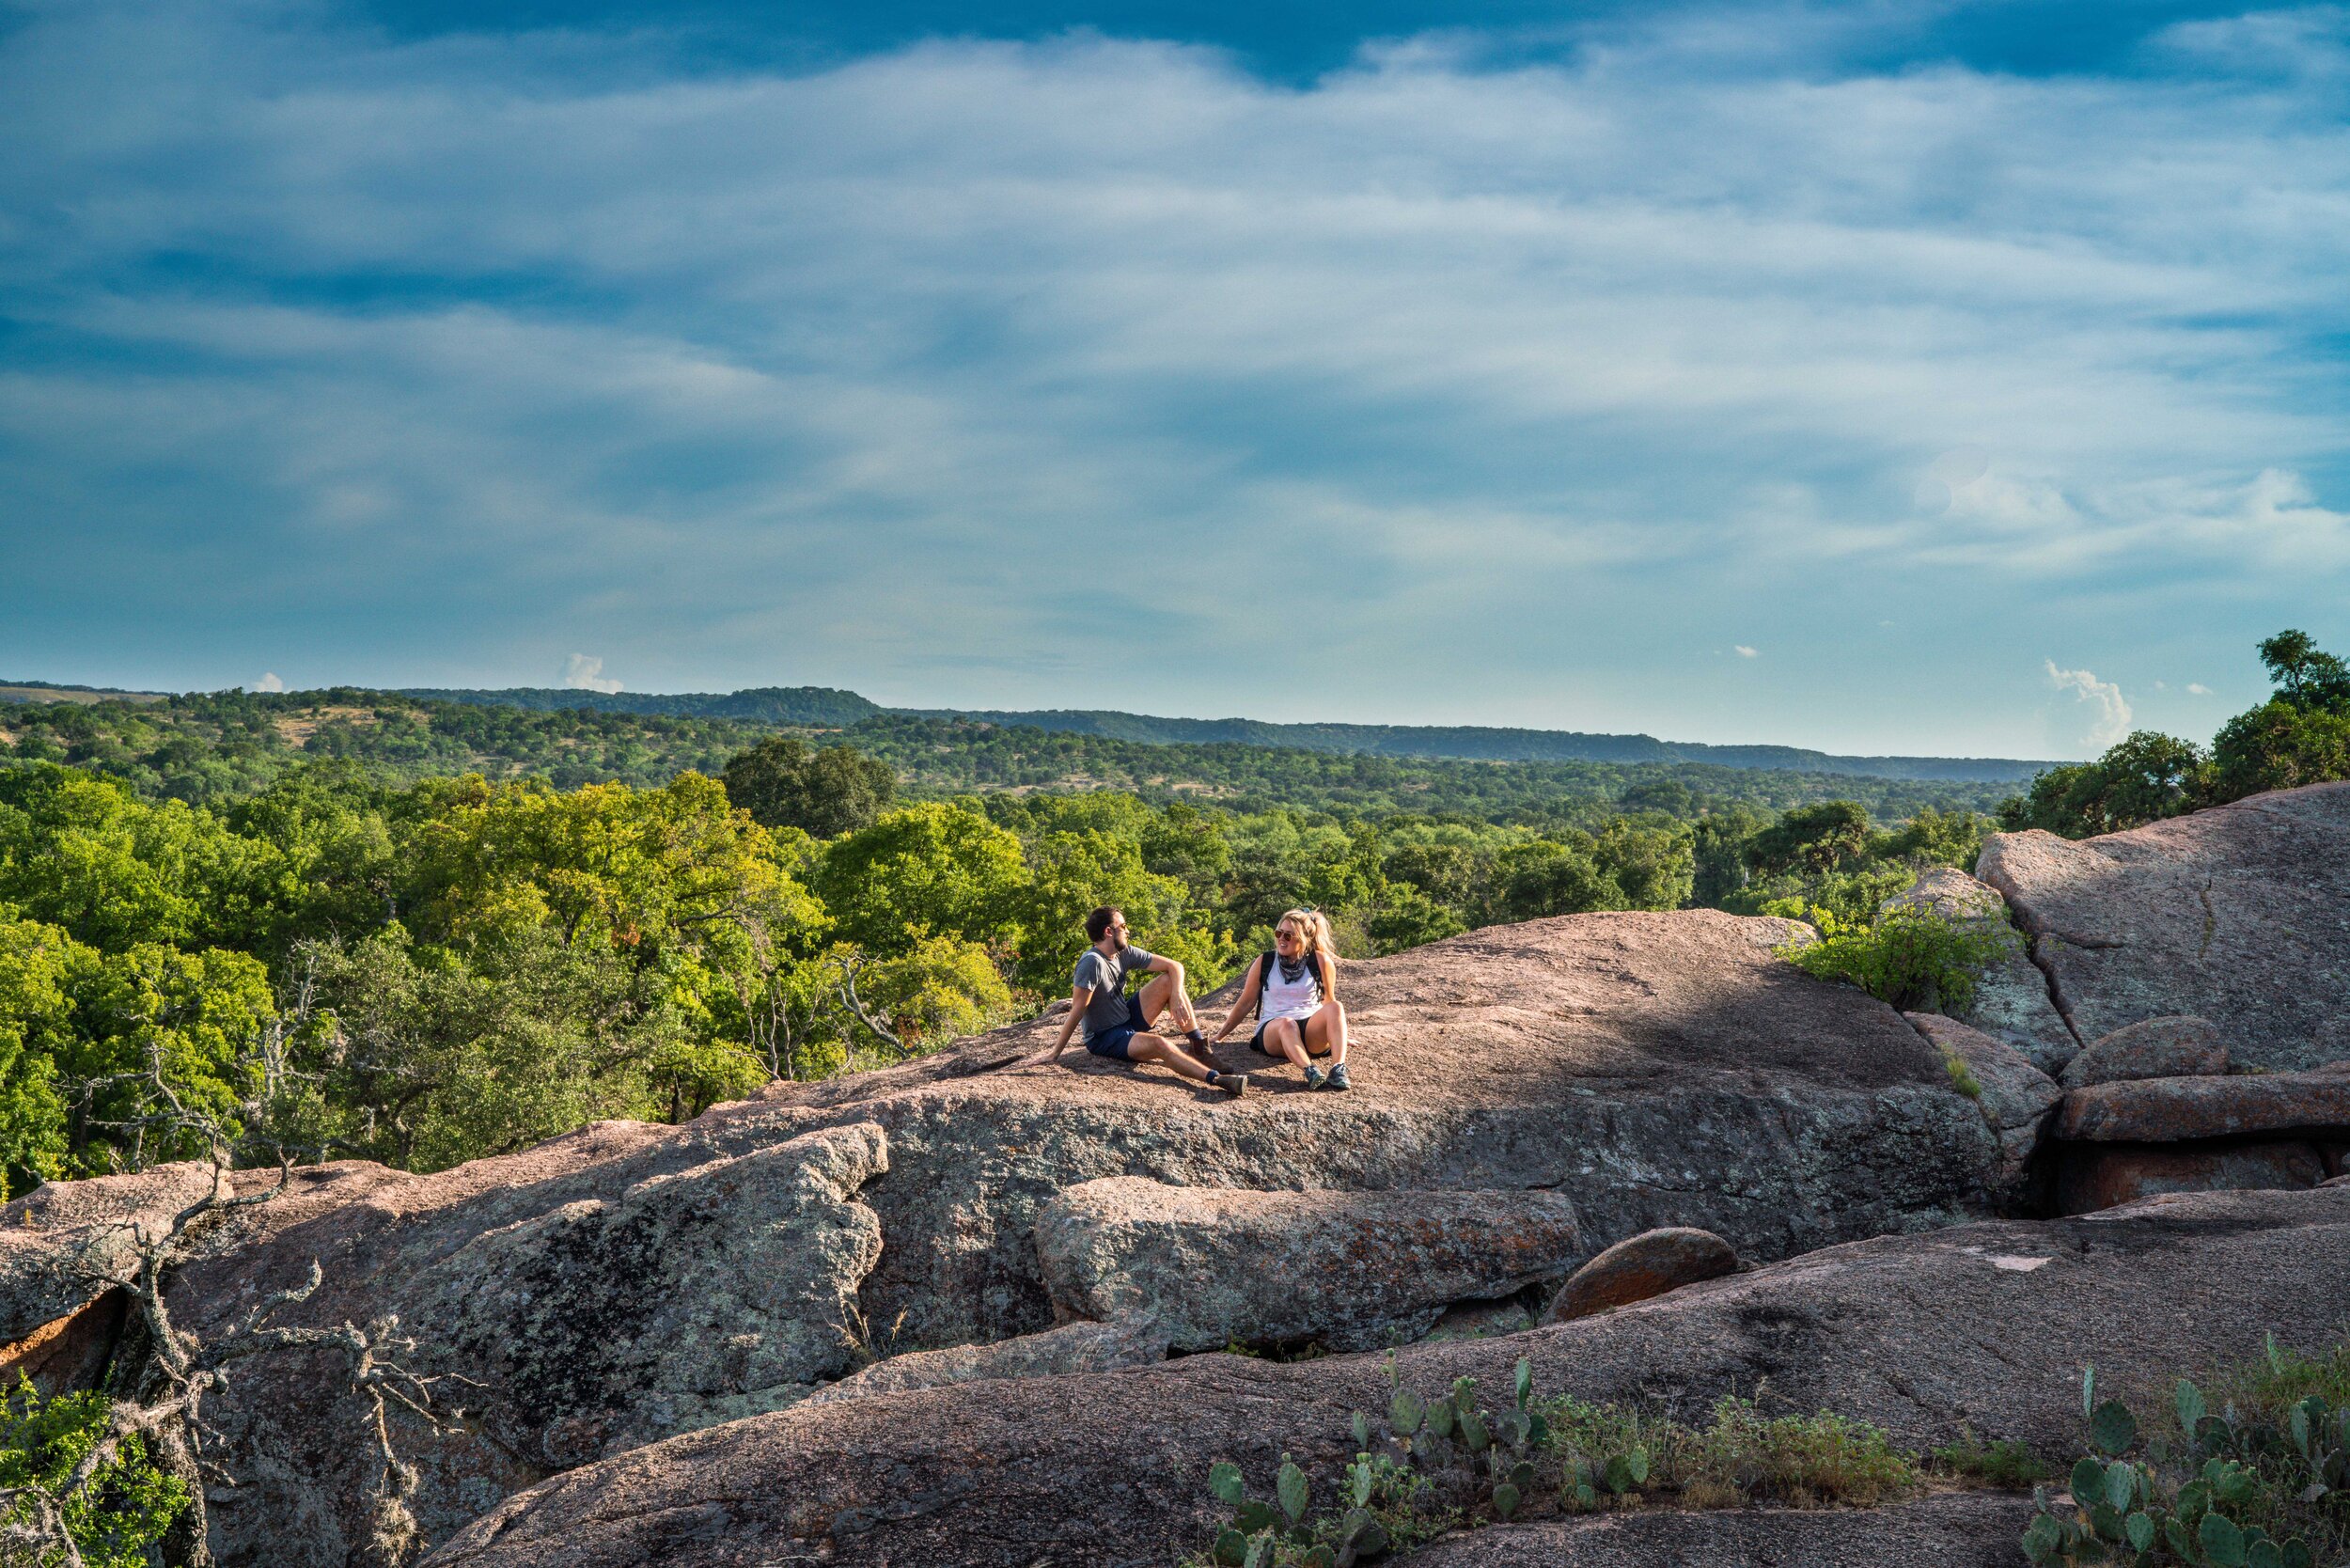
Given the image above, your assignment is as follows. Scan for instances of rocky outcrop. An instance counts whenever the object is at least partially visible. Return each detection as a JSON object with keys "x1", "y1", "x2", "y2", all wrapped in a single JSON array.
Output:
[
  {"x1": 2060, "y1": 1016, "x2": 2229, "y2": 1088},
  {"x1": 422, "y1": 1185, "x2": 2350, "y2": 1568},
  {"x1": 2059, "y1": 1071, "x2": 2350, "y2": 1143},
  {"x1": 1036, "y1": 1179, "x2": 1583, "y2": 1351},
  {"x1": 1884, "y1": 868, "x2": 2077, "y2": 1074},
  {"x1": 0, "y1": 910, "x2": 2019, "y2": 1565},
  {"x1": 2054, "y1": 1142, "x2": 2328, "y2": 1215},
  {"x1": 1408, "y1": 1493, "x2": 2039, "y2": 1567},
  {"x1": 1543, "y1": 1226, "x2": 1738, "y2": 1322},
  {"x1": 1977, "y1": 782, "x2": 2350, "y2": 1072}
]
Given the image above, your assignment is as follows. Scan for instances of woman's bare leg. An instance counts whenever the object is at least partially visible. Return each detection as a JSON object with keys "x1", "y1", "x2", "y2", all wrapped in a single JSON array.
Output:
[
  {"x1": 1265, "y1": 1016, "x2": 1310, "y2": 1072},
  {"x1": 1302, "y1": 1001, "x2": 1349, "y2": 1064}
]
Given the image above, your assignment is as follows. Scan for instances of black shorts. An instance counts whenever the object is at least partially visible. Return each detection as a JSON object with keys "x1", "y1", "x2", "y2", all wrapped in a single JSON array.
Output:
[{"x1": 1249, "y1": 1015, "x2": 1329, "y2": 1058}]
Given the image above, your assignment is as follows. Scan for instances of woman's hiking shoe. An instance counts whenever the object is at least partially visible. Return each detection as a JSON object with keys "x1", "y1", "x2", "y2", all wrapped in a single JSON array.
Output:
[
  {"x1": 1216, "y1": 1072, "x2": 1248, "y2": 1097},
  {"x1": 1303, "y1": 1064, "x2": 1327, "y2": 1090},
  {"x1": 1325, "y1": 1062, "x2": 1352, "y2": 1091}
]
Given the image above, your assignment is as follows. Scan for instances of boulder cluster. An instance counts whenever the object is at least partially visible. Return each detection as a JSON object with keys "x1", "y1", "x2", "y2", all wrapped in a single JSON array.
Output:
[{"x1": 5, "y1": 783, "x2": 2349, "y2": 1568}]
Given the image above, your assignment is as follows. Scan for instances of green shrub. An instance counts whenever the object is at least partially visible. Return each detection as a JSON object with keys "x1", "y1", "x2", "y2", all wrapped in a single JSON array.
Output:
[
  {"x1": 1934, "y1": 1432, "x2": 2051, "y2": 1488},
  {"x1": 1193, "y1": 1360, "x2": 1922, "y2": 1565},
  {"x1": 1776, "y1": 905, "x2": 2021, "y2": 1014},
  {"x1": 0, "y1": 1375, "x2": 189, "y2": 1568}
]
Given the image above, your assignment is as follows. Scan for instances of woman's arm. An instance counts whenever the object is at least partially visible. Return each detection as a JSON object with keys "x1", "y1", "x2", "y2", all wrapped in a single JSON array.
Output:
[
  {"x1": 1211, "y1": 958, "x2": 1264, "y2": 1041},
  {"x1": 1319, "y1": 951, "x2": 1339, "y2": 1001}
]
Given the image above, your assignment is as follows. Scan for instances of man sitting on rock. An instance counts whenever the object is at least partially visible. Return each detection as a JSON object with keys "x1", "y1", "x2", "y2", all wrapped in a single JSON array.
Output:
[{"x1": 1051, "y1": 905, "x2": 1246, "y2": 1096}]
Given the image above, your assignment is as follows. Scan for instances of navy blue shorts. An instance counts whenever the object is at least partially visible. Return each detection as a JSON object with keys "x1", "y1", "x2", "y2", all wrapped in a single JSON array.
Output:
[{"x1": 1086, "y1": 996, "x2": 1146, "y2": 1060}]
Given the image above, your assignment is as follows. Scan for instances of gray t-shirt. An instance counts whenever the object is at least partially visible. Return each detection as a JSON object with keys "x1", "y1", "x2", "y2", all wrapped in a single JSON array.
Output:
[{"x1": 1073, "y1": 944, "x2": 1156, "y2": 1040}]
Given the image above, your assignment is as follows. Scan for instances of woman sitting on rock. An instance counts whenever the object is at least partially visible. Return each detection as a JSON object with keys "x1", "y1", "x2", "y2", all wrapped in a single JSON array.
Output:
[{"x1": 1211, "y1": 908, "x2": 1353, "y2": 1090}]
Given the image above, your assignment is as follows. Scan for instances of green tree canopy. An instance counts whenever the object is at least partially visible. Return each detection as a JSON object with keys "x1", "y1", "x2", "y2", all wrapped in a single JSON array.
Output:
[{"x1": 720, "y1": 736, "x2": 896, "y2": 838}]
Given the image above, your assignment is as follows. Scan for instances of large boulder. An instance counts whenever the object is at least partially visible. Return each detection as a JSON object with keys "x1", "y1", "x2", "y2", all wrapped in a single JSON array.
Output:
[
  {"x1": 1543, "y1": 1226, "x2": 1738, "y2": 1323},
  {"x1": 9, "y1": 910, "x2": 2009, "y2": 1566},
  {"x1": 1977, "y1": 782, "x2": 2350, "y2": 1072},
  {"x1": 2058, "y1": 1071, "x2": 2350, "y2": 1142},
  {"x1": 422, "y1": 1185, "x2": 2350, "y2": 1568},
  {"x1": 1034, "y1": 1179, "x2": 1584, "y2": 1351},
  {"x1": 1885, "y1": 868, "x2": 2078, "y2": 1074},
  {"x1": 2061, "y1": 1016, "x2": 2230, "y2": 1088}
]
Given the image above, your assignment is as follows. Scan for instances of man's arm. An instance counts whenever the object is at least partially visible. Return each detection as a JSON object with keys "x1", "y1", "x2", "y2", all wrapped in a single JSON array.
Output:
[{"x1": 1052, "y1": 985, "x2": 1093, "y2": 1059}]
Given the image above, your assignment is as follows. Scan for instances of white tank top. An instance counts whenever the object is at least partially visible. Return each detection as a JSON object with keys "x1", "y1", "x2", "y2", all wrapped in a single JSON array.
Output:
[{"x1": 1261, "y1": 953, "x2": 1324, "y2": 1023}]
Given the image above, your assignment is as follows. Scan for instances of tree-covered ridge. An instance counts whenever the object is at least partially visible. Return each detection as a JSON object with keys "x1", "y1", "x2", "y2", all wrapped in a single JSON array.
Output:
[
  {"x1": 0, "y1": 689, "x2": 762, "y2": 801},
  {"x1": 0, "y1": 689, "x2": 2017, "y2": 822},
  {"x1": 1998, "y1": 631, "x2": 2350, "y2": 839},
  {"x1": 404, "y1": 682, "x2": 2056, "y2": 781}
]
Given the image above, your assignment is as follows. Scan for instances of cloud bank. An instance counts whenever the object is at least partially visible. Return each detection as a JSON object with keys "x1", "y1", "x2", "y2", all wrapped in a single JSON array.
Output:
[{"x1": 2, "y1": 1, "x2": 2346, "y2": 752}]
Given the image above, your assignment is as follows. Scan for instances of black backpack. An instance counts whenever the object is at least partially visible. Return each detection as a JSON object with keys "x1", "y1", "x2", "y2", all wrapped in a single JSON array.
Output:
[{"x1": 1251, "y1": 949, "x2": 1334, "y2": 1020}]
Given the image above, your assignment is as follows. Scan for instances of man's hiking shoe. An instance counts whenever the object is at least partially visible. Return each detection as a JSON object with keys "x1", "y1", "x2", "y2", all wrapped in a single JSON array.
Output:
[
  {"x1": 1303, "y1": 1064, "x2": 1327, "y2": 1090},
  {"x1": 1326, "y1": 1062, "x2": 1352, "y2": 1091},
  {"x1": 1215, "y1": 1072, "x2": 1248, "y2": 1098}
]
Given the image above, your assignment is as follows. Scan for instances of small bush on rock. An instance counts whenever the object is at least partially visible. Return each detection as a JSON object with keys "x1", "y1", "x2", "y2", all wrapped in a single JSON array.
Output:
[
  {"x1": 1773, "y1": 904, "x2": 2021, "y2": 1014},
  {"x1": 1935, "y1": 1431, "x2": 2052, "y2": 1488}
]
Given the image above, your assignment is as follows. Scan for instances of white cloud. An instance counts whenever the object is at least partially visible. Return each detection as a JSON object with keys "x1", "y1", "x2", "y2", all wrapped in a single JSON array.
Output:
[
  {"x1": 1, "y1": 3, "x2": 2347, "y2": 745},
  {"x1": 249, "y1": 671, "x2": 284, "y2": 692},
  {"x1": 562, "y1": 653, "x2": 622, "y2": 693},
  {"x1": 2045, "y1": 659, "x2": 2133, "y2": 751},
  {"x1": 2187, "y1": 682, "x2": 2213, "y2": 695},
  {"x1": 1734, "y1": 645, "x2": 1759, "y2": 658}
]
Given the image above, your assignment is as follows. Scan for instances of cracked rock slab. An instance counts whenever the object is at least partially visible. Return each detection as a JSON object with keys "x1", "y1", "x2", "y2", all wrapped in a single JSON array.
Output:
[
  {"x1": 1035, "y1": 1178, "x2": 1584, "y2": 1351},
  {"x1": 1906, "y1": 1012, "x2": 2063, "y2": 1207},
  {"x1": 801, "y1": 1318, "x2": 1170, "y2": 1409},
  {"x1": 1977, "y1": 783, "x2": 2350, "y2": 1072}
]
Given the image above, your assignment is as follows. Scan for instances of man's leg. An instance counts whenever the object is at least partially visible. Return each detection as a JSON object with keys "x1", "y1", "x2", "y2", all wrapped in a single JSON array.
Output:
[
  {"x1": 1136, "y1": 965, "x2": 1198, "y2": 1034},
  {"x1": 1302, "y1": 1002, "x2": 1349, "y2": 1063}
]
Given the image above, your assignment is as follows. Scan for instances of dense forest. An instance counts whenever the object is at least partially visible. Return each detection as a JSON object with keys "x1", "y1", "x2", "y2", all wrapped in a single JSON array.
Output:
[{"x1": 1, "y1": 630, "x2": 2333, "y2": 1200}]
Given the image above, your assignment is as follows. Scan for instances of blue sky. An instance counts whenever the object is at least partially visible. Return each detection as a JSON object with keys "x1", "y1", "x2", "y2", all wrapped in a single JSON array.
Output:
[{"x1": 3, "y1": 0, "x2": 2347, "y2": 756}]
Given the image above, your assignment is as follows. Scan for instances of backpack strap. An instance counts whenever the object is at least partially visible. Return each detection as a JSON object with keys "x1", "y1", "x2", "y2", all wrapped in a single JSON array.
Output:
[{"x1": 1251, "y1": 951, "x2": 1275, "y2": 1020}]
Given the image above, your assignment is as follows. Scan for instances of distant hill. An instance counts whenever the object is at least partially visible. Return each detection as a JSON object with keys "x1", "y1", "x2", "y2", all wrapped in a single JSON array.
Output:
[
  {"x1": 908, "y1": 708, "x2": 2052, "y2": 783},
  {"x1": 0, "y1": 679, "x2": 166, "y2": 706},
  {"x1": 8, "y1": 675, "x2": 2056, "y2": 784},
  {"x1": 400, "y1": 685, "x2": 884, "y2": 727}
]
